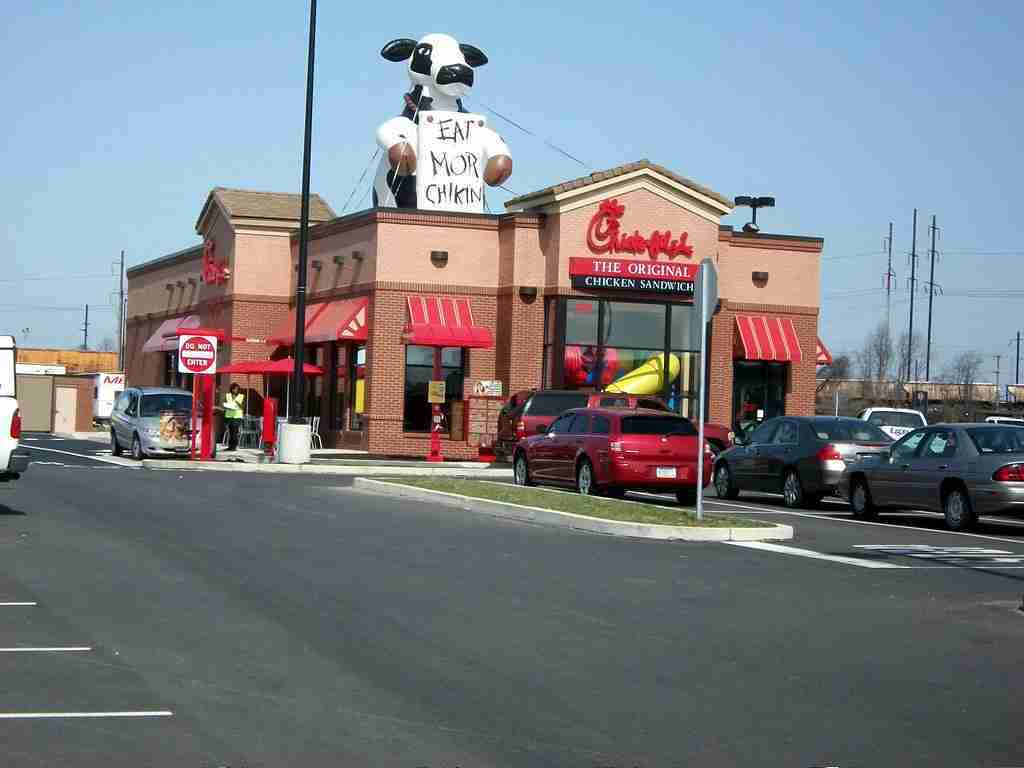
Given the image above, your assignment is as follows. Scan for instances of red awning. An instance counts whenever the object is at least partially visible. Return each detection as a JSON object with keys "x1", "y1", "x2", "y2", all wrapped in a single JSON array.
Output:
[
  {"x1": 816, "y1": 337, "x2": 833, "y2": 366},
  {"x1": 735, "y1": 315, "x2": 803, "y2": 363},
  {"x1": 141, "y1": 315, "x2": 200, "y2": 353},
  {"x1": 267, "y1": 297, "x2": 368, "y2": 346},
  {"x1": 404, "y1": 296, "x2": 494, "y2": 349}
]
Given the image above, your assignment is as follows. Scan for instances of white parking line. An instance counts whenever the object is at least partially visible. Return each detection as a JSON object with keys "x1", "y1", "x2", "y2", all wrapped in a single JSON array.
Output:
[
  {"x1": 706, "y1": 499, "x2": 1024, "y2": 545},
  {"x1": 0, "y1": 711, "x2": 173, "y2": 719},
  {"x1": 727, "y1": 541, "x2": 911, "y2": 568},
  {"x1": 0, "y1": 602, "x2": 37, "y2": 607},
  {"x1": 21, "y1": 445, "x2": 138, "y2": 468},
  {"x1": 0, "y1": 647, "x2": 92, "y2": 653}
]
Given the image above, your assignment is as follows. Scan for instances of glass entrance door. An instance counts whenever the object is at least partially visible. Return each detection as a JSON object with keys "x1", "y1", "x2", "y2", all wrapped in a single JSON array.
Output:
[{"x1": 731, "y1": 361, "x2": 786, "y2": 438}]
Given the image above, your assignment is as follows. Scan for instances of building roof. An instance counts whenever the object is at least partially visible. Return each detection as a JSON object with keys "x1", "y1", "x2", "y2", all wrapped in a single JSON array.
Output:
[
  {"x1": 504, "y1": 159, "x2": 733, "y2": 210},
  {"x1": 196, "y1": 187, "x2": 335, "y2": 231},
  {"x1": 126, "y1": 244, "x2": 203, "y2": 278}
]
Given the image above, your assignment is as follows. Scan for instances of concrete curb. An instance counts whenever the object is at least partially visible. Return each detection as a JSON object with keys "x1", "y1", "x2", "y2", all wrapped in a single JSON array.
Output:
[
  {"x1": 354, "y1": 478, "x2": 794, "y2": 542},
  {"x1": 141, "y1": 459, "x2": 513, "y2": 479}
]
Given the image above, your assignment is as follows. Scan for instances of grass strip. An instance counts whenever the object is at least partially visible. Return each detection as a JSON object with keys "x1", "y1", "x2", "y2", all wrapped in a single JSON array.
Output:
[{"x1": 384, "y1": 478, "x2": 765, "y2": 528}]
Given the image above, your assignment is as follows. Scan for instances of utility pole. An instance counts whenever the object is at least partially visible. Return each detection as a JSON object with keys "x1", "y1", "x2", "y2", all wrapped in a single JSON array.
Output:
[
  {"x1": 924, "y1": 215, "x2": 939, "y2": 382},
  {"x1": 883, "y1": 222, "x2": 895, "y2": 337},
  {"x1": 118, "y1": 249, "x2": 125, "y2": 372},
  {"x1": 1016, "y1": 330, "x2": 1021, "y2": 388},
  {"x1": 81, "y1": 304, "x2": 90, "y2": 350},
  {"x1": 994, "y1": 354, "x2": 1002, "y2": 405},
  {"x1": 906, "y1": 209, "x2": 918, "y2": 381}
]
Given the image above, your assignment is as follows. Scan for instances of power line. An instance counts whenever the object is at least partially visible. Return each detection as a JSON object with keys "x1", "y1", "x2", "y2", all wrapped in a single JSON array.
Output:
[
  {"x1": 821, "y1": 250, "x2": 885, "y2": 262},
  {"x1": 466, "y1": 99, "x2": 591, "y2": 169}
]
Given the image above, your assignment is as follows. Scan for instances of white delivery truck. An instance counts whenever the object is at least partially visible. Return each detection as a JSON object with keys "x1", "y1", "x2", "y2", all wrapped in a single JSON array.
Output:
[
  {"x1": 1, "y1": 335, "x2": 30, "y2": 482},
  {"x1": 93, "y1": 372, "x2": 126, "y2": 422}
]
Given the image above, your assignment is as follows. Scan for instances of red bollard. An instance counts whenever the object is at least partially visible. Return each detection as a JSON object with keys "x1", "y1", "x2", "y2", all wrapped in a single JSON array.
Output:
[
  {"x1": 262, "y1": 397, "x2": 278, "y2": 456},
  {"x1": 427, "y1": 404, "x2": 443, "y2": 462}
]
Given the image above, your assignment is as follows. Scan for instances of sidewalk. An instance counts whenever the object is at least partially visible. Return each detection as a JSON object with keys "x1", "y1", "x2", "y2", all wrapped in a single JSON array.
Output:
[{"x1": 141, "y1": 446, "x2": 512, "y2": 478}]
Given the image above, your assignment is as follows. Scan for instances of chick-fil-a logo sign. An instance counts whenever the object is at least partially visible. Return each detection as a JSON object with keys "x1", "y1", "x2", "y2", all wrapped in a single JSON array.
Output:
[
  {"x1": 586, "y1": 198, "x2": 695, "y2": 260},
  {"x1": 201, "y1": 239, "x2": 230, "y2": 285}
]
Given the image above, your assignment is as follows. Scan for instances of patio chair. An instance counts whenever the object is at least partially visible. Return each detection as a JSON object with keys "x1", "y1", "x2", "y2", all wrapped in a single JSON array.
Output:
[{"x1": 310, "y1": 416, "x2": 324, "y2": 450}]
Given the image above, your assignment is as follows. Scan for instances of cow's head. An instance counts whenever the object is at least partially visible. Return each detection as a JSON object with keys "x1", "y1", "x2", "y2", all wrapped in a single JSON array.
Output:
[{"x1": 381, "y1": 33, "x2": 488, "y2": 100}]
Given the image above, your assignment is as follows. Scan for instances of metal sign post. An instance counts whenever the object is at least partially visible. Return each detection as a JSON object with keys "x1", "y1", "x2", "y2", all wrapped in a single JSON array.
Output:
[{"x1": 695, "y1": 259, "x2": 718, "y2": 521}]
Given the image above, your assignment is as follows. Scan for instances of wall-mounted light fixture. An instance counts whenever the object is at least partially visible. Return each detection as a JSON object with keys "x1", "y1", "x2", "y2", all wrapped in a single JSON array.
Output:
[
  {"x1": 734, "y1": 195, "x2": 776, "y2": 233},
  {"x1": 165, "y1": 282, "x2": 175, "y2": 290},
  {"x1": 430, "y1": 250, "x2": 449, "y2": 268},
  {"x1": 311, "y1": 259, "x2": 323, "y2": 271},
  {"x1": 333, "y1": 254, "x2": 345, "y2": 266},
  {"x1": 175, "y1": 280, "x2": 185, "y2": 288},
  {"x1": 518, "y1": 286, "x2": 538, "y2": 302},
  {"x1": 752, "y1": 270, "x2": 769, "y2": 287},
  {"x1": 352, "y1": 250, "x2": 364, "y2": 261},
  {"x1": 187, "y1": 277, "x2": 197, "y2": 286}
]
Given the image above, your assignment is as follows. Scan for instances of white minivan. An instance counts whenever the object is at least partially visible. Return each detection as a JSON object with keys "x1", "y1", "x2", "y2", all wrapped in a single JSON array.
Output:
[
  {"x1": 857, "y1": 407, "x2": 927, "y2": 440},
  {"x1": 1, "y1": 335, "x2": 30, "y2": 482}
]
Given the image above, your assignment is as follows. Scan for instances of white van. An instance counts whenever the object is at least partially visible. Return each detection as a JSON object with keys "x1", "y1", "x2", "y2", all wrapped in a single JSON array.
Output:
[
  {"x1": 857, "y1": 407, "x2": 927, "y2": 440},
  {"x1": 93, "y1": 372, "x2": 126, "y2": 422},
  {"x1": 985, "y1": 416, "x2": 1024, "y2": 427},
  {"x1": 1, "y1": 335, "x2": 29, "y2": 482}
]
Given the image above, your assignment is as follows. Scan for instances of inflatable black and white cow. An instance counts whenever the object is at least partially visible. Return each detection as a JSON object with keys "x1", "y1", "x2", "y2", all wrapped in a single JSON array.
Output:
[{"x1": 373, "y1": 34, "x2": 512, "y2": 212}]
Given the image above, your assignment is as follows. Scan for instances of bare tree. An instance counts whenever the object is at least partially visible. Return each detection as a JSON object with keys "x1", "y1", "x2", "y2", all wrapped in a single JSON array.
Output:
[
  {"x1": 98, "y1": 336, "x2": 116, "y2": 352},
  {"x1": 947, "y1": 351, "x2": 984, "y2": 405},
  {"x1": 895, "y1": 331, "x2": 924, "y2": 383},
  {"x1": 857, "y1": 323, "x2": 892, "y2": 380},
  {"x1": 816, "y1": 354, "x2": 850, "y2": 393}
]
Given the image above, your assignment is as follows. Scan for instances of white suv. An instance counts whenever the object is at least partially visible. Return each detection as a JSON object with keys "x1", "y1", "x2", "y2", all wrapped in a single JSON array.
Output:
[
  {"x1": 857, "y1": 407, "x2": 927, "y2": 440},
  {"x1": 1, "y1": 335, "x2": 29, "y2": 482}
]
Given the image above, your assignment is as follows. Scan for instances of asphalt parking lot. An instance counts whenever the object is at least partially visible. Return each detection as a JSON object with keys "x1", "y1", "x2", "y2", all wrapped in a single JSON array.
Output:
[{"x1": 4, "y1": 433, "x2": 1023, "y2": 766}]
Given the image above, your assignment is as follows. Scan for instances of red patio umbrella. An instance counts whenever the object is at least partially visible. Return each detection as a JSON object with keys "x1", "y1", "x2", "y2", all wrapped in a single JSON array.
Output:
[
  {"x1": 219, "y1": 357, "x2": 325, "y2": 376},
  {"x1": 217, "y1": 357, "x2": 325, "y2": 419}
]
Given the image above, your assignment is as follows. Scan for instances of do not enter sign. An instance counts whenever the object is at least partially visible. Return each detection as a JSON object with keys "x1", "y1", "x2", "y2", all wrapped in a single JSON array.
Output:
[{"x1": 178, "y1": 335, "x2": 218, "y2": 374}]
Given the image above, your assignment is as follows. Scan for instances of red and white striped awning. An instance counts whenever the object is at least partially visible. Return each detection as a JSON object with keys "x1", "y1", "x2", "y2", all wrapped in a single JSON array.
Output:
[
  {"x1": 735, "y1": 315, "x2": 803, "y2": 363},
  {"x1": 816, "y1": 337, "x2": 833, "y2": 366},
  {"x1": 404, "y1": 296, "x2": 494, "y2": 349}
]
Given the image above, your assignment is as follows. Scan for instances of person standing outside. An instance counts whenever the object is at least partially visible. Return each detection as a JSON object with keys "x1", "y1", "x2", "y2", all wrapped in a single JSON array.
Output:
[{"x1": 223, "y1": 383, "x2": 245, "y2": 451}]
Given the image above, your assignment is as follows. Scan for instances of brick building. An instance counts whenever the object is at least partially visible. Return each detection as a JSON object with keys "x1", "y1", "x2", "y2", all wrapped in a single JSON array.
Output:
[{"x1": 125, "y1": 160, "x2": 825, "y2": 457}]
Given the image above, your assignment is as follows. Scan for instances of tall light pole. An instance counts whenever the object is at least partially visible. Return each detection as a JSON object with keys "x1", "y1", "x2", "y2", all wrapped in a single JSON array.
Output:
[{"x1": 290, "y1": 0, "x2": 317, "y2": 425}]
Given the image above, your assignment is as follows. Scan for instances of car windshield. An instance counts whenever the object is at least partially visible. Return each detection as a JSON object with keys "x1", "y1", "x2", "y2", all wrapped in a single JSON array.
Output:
[
  {"x1": 526, "y1": 392, "x2": 588, "y2": 417},
  {"x1": 140, "y1": 394, "x2": 192, "y2": 417},
  {"x1": 868, "y1": 411, "x2": 924, "y2": 428},
  {"x1": 814, "y1": 419, "x2": 891, "y2": 443},
  {"x1": 621, "y1": 415, "x2": 696, "y2": 435},
  {"x1": 967, "y1": 427, "x2": 1024, "y2": 455}
]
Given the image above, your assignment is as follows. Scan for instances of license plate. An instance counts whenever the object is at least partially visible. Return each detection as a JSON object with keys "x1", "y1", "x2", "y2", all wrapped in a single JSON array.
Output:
[{"x1": 656, "y1": 467, "x2": 677, "y2": 479}]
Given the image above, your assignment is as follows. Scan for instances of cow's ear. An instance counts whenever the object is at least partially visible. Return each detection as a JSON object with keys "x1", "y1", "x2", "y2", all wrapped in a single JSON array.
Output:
[
  {"x1": 459, "y1": 43, "x2": 488, "y2": 67},
  {"x1": 381, "y1": 38, "x2": 417, "y2": 62}
]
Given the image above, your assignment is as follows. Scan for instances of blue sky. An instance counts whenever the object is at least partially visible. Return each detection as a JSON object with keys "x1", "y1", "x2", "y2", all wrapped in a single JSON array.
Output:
[{"x1": 2, "y1": 1, "x2": 1022, "y2": 380}]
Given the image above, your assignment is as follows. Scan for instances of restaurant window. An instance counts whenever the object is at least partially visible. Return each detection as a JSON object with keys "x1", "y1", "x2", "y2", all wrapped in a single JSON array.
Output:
[
  {"x1": 552, "y1": 297, "x2": 701, "y2": 418},
  {"x1": 403, "y1": 346, "x2": 464, "y2": 433},
  {"x1": 163, "y1": 351, "x2": 191, "y2": 390}
]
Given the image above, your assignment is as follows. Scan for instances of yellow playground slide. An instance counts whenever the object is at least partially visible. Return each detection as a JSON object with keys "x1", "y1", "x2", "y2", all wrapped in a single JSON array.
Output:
[{"x1": 605, "y1": 353, "x2": 680, "y2": 395}]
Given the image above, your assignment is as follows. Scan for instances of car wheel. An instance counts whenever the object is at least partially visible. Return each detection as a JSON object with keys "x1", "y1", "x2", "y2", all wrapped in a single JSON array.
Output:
[
  {"x1": 676, "y1": 487, "x2": 697, "y2": 506},
  {"x1": 782, "y1": 469, "x2": 804, "y2": 509},
  {"x1": 943, "y1": 486, "x2": 975, "y2": 531},
  {"x1": 110, "y1": 429, "x2": 123, "y2": 457},
  {"x1": 131, "y1": 433, "x2": 146, "y2": 462},
  {"x1": 713, "y1": 462, "x2": 739, "y2": 500},
  {"x1": 576, "y1": 460, "x2": 597, "y2": 496},
  {"x1": 513, "y1": 453, "x2": 534, "y2": 487},
  {"x1": 605, "y1": 486, "x2": 626, "y2": 499},
  {"x1": 850, "y1": 478, "x2": 877, "y2": 519}
]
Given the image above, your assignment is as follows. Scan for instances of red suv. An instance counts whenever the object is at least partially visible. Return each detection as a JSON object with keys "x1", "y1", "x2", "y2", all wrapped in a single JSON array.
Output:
[
  {"x1": 512, "y1": 407, "x2": 713, "y2": 505},
  {"x1": 496, "y1": 389, "x2": 733, "y2": 461}
]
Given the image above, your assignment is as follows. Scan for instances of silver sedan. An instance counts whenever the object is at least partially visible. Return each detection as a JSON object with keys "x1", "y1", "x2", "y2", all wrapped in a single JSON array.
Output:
[{"x1": 839, "y1": 423, "x2": 1024, "y2": 530}]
